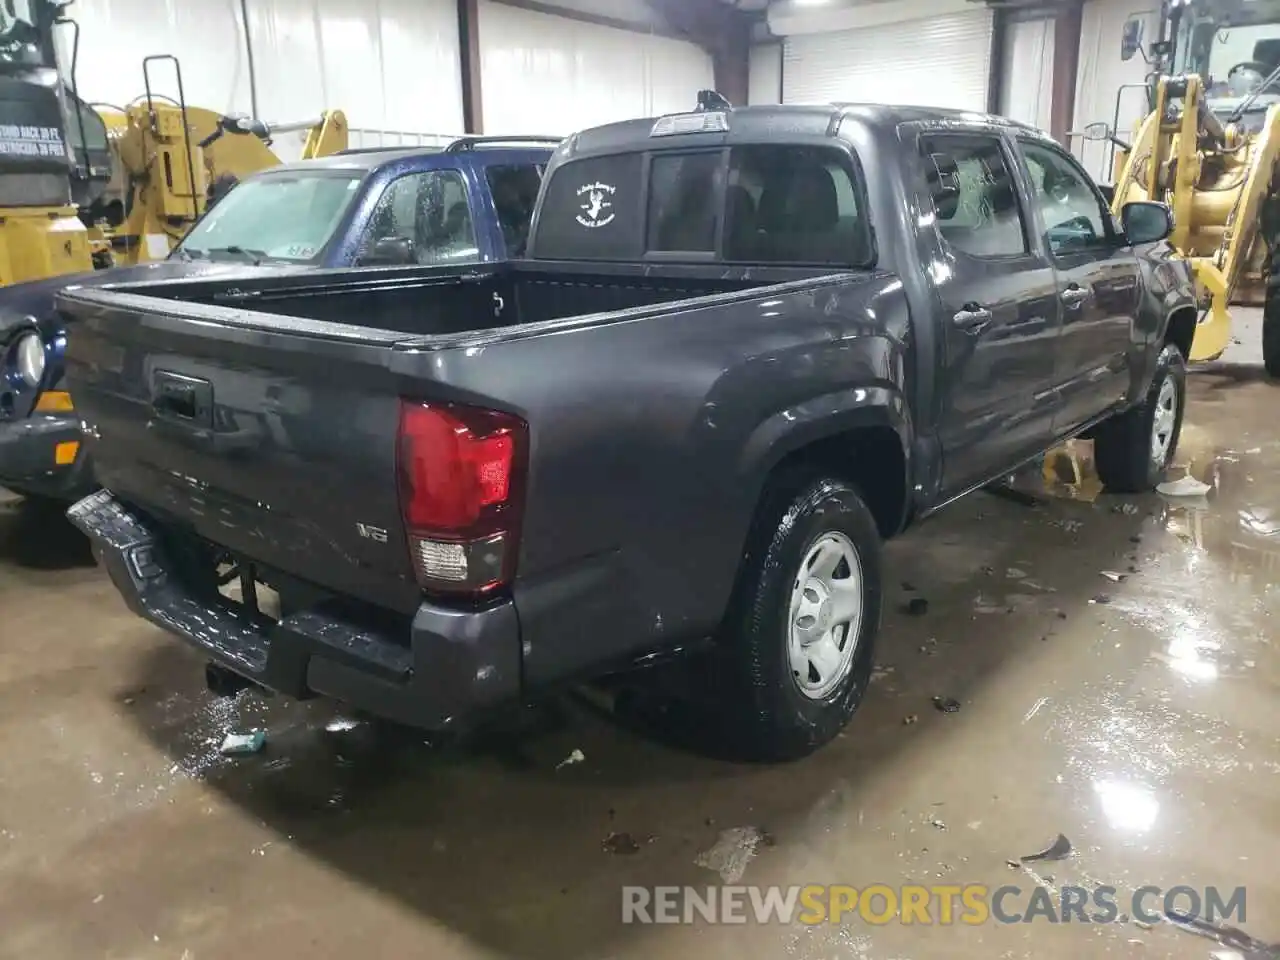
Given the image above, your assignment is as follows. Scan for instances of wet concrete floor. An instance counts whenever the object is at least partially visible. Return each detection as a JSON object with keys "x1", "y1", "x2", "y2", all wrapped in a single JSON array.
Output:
[{"x1": 1, "y1": 321, "x2": 1279, "y2": 960}]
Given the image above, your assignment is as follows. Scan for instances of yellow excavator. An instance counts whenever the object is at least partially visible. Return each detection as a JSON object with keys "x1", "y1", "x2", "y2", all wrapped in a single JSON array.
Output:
[
  {"x1": 1087, "y1": 0, "x2": 1280, "y2": 372},
  {"x1": 73, "y1": 54, "x2": 348, "y2": 268},
  {"x1": 0, "y1": 0, "x2": 346, "y2": 285}
]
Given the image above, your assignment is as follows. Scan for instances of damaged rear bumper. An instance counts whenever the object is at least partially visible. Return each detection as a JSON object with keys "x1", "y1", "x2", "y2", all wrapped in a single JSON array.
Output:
[{"x1": 67, "y1": 490, "x2": 521, "y2": 730}]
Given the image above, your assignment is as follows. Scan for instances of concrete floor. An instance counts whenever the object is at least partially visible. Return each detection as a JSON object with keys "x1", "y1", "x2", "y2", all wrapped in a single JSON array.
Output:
[{"x1": 2, "y1": 317, "x2": 1279, "y2": 960}]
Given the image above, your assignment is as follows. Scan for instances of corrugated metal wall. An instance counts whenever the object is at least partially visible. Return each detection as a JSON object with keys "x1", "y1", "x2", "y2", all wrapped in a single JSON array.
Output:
[
  {"x1": 476, "y1": 1, "x2": 713, "y2": 135},
  {"x1": 57, "y1": 0, "x2": 255, "y2": 116},
  {"x1": 54, "y1": 0, "x2": 711, "y2": 154},
  {"x1": 59, "y1": 0, "x2": 463, "y2": 158}
]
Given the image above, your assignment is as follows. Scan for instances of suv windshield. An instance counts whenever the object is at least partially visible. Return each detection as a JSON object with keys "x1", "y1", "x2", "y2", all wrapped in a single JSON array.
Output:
[{"x1": 176, "y1": 172, "x2": 362, "y2": 263}]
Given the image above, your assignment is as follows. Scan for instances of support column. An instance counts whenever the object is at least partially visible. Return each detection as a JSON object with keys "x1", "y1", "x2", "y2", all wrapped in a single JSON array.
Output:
[
  {"x1": 644, "y1": 0, "x2": 754, "y2": 107},
  {"x1": 458, "y1": 0, "x2": 483, "y2": 134},
  {"x1": 987, "y1": 7, "x2": 1008, "y2": 115},
  {"x1": 1050, "y1": 0, "x2": 1083, "y2": 143},
  {"x1": 714, "y1": 20, "x2": 751, "y2": 107}
]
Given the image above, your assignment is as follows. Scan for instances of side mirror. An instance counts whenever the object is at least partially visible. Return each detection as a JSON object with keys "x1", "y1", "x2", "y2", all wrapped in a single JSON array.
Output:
[
  {"x1": 1121, "y1": 200, "x2": 1172, "y2": 244},
  {"x1": 1121, "y1": 16, "x2": 1144, "y2": 61},
  {"x1": 1082, "y1": 121, "x2": 1112, "y2": 141},
  {"x1": 360, "y1": 236, "x2": 415, "y2": 266},
  {"x1": 1074, "y1": 120, "x2": 1133, "y2": 153}
]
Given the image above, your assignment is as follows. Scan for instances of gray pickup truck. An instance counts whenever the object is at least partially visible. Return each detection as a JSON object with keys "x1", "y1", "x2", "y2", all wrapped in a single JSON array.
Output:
[{"x1": 60, "y1": 99, "x2": 1196, "y2": 760}]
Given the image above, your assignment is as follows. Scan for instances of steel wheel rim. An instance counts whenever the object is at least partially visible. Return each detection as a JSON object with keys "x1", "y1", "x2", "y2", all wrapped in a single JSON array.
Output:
[
  {"x1": 788, "y1": 531, "x2": 864, "y2": 700},
  {"x1": 1151, "y1": 374, "x2": 1178, "y2": 465}
]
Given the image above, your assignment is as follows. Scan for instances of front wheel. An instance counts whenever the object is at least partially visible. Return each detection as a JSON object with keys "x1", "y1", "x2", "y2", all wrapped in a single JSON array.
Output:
[
  {"x1": 716, "y1": 475, "x2": 883, "y2": 762},
  {"x1": 1094, "y1": 343, "x2": 1187, "y2": 493}
]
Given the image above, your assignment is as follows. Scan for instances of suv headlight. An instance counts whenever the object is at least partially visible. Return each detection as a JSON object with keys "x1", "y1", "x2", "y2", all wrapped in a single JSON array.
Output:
[{"x1": 16, "y1": 331, "x2": 45, "y2": 387}]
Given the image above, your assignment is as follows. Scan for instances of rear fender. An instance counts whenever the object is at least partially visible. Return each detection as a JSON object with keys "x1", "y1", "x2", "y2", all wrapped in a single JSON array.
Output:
[{"x1": 740, "y1": 385, "x2": 913, "y2": 532}]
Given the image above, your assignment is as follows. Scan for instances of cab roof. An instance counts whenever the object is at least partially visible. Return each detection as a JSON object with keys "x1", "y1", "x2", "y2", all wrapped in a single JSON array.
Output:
[{"x1": 555, "y1": 102, "x2": 1050, "y2": 161}]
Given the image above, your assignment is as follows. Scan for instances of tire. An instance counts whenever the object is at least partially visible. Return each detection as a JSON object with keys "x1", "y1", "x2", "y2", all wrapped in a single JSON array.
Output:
[
  {"x1": 1094, "y1": 343, "x2": 1187, "y2": 493},
  {"x1": 1265, "y1": 231, "x2": 1280, "y2": 377},
  {"x1": 715, "y1": 473, "x2": 883, "y2": 762}
]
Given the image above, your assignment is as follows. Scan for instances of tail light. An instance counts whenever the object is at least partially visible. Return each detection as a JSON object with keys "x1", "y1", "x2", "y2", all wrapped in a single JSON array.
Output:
[{"x1": 397, "y1": 400, "x2": 528, "y2": 596}]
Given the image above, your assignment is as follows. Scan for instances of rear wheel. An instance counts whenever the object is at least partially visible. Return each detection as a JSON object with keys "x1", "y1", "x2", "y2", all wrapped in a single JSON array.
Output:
[{"x1": 715, "y1": 473, "x2": 882, "y2": 762}]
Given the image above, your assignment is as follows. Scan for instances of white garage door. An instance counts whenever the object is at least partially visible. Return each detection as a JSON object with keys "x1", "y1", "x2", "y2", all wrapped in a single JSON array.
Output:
[{"x1": 783, "y1": 10, "x2": 994, "y2": 112}]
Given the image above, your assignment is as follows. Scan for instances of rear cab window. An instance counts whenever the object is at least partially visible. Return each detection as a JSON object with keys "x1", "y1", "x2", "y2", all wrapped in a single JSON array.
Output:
[{"x1": 532, "y1": 138, "x2": 873, "y2": 268}]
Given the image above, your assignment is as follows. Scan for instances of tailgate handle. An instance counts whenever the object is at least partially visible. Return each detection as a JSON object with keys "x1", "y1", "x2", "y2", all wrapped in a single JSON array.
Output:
[{"x1": 152, "y1": 371, "x2": 213, "y2": 428}]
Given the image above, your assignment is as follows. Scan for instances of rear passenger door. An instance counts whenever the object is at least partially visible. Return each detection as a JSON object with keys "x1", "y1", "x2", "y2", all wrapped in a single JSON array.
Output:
[
  {"x1": 1014, "y1": 138, "x2": 1140, "y2": 433},
  {"x1": 916, "y1": 132, "x2": 1062, "y2": 496},
  {"x1": 485, "y1": 162, "x2": 545, "y2": 256}
]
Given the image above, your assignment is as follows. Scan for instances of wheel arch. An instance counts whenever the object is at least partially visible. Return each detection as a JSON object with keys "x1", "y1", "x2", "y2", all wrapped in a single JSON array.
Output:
[
  {"x1": 1163, "y1": 303, "x2": 1197, "y2": 361},
  {"x1": 740, "y1": 388, "x2": 913, "y2": 540}
]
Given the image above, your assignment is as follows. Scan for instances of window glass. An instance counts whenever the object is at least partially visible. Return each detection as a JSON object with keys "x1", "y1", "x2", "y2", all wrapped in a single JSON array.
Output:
[
  {"x1": 647, "y1": 152, "x2": 721, "y2": 252},
  {"x1": 358, "y1": 169, "x2": 479, "y2": 266},
  {"x1": 177, "y1": 172, "x2": 361, "y2": 263},
  {"x1": 486, "y1": 163, "x2": 544, "y2": 256},
  {"x1": 531, "y1": 152, "x2": 644, "y2": 260},
  {"x1": 920, "y1": 135, "x2": 1027, "y2": 258},
  {"x1": 1019, "y1": 140, "x2": 1110, "y2": 255},
  {"x1": 724, "y1": 145, "x2": 871, "y2": 265}
]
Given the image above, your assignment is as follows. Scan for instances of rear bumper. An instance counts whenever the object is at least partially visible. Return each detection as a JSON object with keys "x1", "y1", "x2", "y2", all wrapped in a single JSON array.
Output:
[
  {"x1": 0, "y1": 414, "x2": 95, "y2": 500},
  {"x1": 67, "y1": 490, "x2": 522, "y2": 730}
]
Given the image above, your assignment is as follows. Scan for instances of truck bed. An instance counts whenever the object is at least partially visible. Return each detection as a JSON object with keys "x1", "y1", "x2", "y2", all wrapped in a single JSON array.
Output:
[
  {"x1": 57, "y1": 261, "x2": 856, "y2": 619},
  {"x1": 101, "y1": 260, "x2": 778, "y2": 338}
]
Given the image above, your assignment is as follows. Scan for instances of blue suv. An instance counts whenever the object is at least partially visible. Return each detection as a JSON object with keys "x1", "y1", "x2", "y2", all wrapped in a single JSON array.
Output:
[{"x1": 0, "y1": 136, "x2": 557, "y2": 500}]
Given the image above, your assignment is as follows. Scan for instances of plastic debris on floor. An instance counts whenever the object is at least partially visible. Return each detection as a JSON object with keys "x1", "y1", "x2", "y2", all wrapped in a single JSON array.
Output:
[
  {"x1": 556, "y1": 748, "x2": 585, "y2": 770},
  {"x1": 1157, "y1": 475, "x2": 1213, "y2": 497},
  {"x1": 694, "y1": 826, "x2": 770, "y2": 883},
  {"x1": 219, "y1": 731, "x2": 266, "y2": 756},
  {"x1": 1018, "y1": 833, "x2": 1073, "y2": 863}
]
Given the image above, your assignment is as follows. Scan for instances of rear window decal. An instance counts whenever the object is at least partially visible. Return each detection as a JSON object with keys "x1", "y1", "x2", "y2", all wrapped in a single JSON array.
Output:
[{"x1": 576, "y1": 182, "x2": 616, "y2": 228}]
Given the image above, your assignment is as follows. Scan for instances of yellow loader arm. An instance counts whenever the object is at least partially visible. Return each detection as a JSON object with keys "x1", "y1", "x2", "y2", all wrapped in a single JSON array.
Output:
[
  {"x1": 301, "y1": 110, "x2": 349, "y2": 159},
  {"x1": 1110, "y1": 75, "x2": 1280, "y2": 362}
]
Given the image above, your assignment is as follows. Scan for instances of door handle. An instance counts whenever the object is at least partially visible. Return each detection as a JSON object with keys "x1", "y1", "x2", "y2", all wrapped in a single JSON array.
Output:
[
  {"x1": 953, "y1": 304, "x2": 993, "y2": 332},
  {"x1": 151, "y1": 370, "x2": 213, "y2": 429},
  {"x1": 1061, "y1": 285, "x2": 1091, "y2": 305}
]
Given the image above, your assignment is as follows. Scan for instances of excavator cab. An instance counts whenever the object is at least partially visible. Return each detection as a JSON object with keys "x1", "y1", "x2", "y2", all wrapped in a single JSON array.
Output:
[{"x1": 0, "y1": 0, "x2": 93, "y2": 283}]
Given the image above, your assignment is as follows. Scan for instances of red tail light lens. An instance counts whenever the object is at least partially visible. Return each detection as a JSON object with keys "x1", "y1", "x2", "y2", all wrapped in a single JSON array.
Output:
[{"x1": 397, "y1": 401, "x2": 527, "y2": 595}]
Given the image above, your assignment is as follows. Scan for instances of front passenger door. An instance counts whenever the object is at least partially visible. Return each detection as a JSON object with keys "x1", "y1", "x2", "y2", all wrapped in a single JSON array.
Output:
[
  {"x1": 1016, "y1": 139, "x2": 1140, "y2": 434},
  {"x1": 357, "y1": 169, "x2": 480, "y2": 266}
]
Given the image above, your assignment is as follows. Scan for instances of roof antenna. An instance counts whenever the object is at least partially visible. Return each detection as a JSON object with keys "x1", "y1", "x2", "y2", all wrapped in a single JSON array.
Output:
[{"x1": 696, "y1": 89, "x2": 733, "y2": 112}]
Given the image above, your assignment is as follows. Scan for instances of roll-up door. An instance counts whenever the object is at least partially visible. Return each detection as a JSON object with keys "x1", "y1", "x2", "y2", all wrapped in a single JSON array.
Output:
[{"x1": 783, "y1": 9, "x2": 994, "y2": 112}]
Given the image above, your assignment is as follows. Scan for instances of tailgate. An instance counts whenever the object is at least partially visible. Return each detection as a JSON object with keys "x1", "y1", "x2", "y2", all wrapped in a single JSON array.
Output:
[{"x1": 59, "y1": 287, "x2": 434, "y2": 613}]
